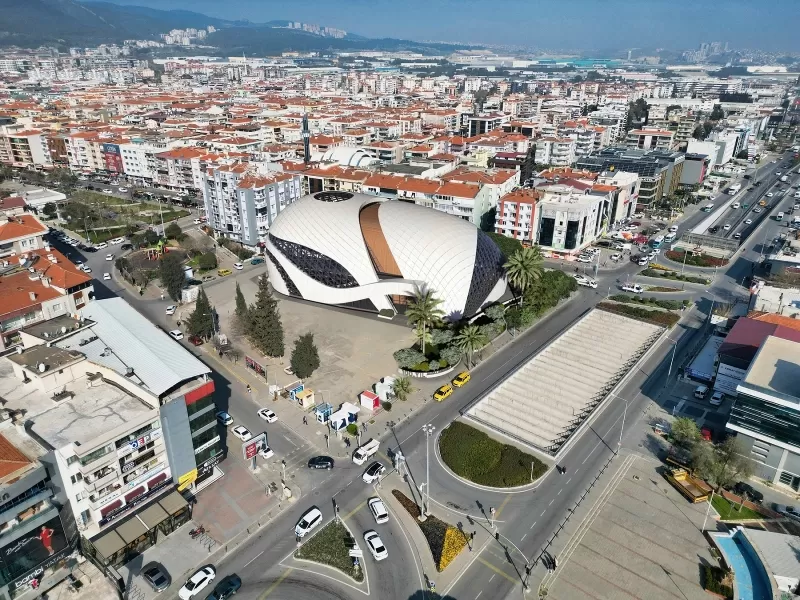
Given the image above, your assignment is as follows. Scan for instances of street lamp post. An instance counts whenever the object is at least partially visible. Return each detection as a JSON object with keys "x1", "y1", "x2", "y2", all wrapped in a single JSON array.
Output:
[{"x1": 421, "y1": 424, "x2": 435, "y2": 518}]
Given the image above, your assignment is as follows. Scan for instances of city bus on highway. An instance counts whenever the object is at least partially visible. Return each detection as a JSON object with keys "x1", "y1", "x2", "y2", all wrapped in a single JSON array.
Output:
[{"x1": 702, "y1": 203, "x2": 715, "y2": 212}]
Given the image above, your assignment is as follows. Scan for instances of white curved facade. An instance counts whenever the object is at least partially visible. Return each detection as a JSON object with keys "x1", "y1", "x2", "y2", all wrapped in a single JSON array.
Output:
[{"x1": 263, "y1": 192, "x2": 507, "y2": 318}]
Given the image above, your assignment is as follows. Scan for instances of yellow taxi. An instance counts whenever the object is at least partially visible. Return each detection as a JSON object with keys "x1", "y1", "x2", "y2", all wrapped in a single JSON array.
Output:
[
  {"x1": 452, "y1": 371, "x2": 471, "y2": 388},
  {"x1": 433, "y1": 384, "x2": 454, "y2": 402},
  {"x1": 217, "y1": 268, "x2": 232, "y2": 277}
]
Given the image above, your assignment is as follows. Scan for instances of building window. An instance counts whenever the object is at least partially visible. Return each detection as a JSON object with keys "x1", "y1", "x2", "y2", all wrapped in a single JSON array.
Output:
[
  {"x1": 269, "y1": 234, "x2": 358, "y2": 289},
  {"x1": 70, "y1": 473, "x2": 83, "y2": 484},
  {"x1": 464, "y1": 230, "x2": 506, "y2": 317}
]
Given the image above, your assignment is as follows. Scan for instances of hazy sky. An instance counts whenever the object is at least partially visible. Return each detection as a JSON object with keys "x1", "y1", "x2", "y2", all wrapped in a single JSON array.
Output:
[{"x1": 98, "y1": 0, "x2": 799, "y2": 52}]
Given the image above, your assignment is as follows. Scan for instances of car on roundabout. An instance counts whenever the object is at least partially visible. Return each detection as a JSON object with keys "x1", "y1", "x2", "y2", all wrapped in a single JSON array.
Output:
[
  {"x1": 363, "y1": 530, "x2": 388, "y2": 561},
  {"x1": 362, "y1": 461, "x2": 386, "y2": 484}
]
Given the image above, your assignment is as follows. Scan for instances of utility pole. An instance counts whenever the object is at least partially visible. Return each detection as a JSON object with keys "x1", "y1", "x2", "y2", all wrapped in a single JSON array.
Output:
[
  {"x1": 422, "y1": 424, "x2": 435, "y2": 517},
  {"x1": 617, "y1": 398, "x2": 628, "y2": 454},
  {"x1": 489, "y1": 506, "x2": 496, "y2": 530}
]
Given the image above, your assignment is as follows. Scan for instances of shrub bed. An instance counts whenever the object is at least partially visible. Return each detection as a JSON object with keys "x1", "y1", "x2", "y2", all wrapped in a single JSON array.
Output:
[
  {"x1": 597, "y1": 302, "x2": 680, "y2": 327},
  {"x1": 665, "y1": 250, "x2": 728, "y2": 268},
  {"x1": 641, "y1": 268, "x2": 709, "y2": 285},
  {"x1": 608, "y1": 294, "x2": 688, "y2": 311},
  {"x1": 702, "y1": 565, "x2": 733, "y2": 599},
  {"x1": 439, "y1": 421, "x2": 547, "y2": 487},
  {"x1": 646, "y1": 286, "x2": 682, "y2": 293},
  {"x1": 295, "y1": 520, "x2": 364, "y2": 582},
  {"x1": 392, "y1": 490, "x2": 468, "y2": 571}
]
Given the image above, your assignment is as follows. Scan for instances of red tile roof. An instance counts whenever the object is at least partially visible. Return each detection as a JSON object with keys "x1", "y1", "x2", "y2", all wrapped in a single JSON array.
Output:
[
  {"x1": 0, "y1": 215, "x2": 47, "y2": 243},
  {"x1": 0, "y1": 434, "x2": 31, "y2": 481}
]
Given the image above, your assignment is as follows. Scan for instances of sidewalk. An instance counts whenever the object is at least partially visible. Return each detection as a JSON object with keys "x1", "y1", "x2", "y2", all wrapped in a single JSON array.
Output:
[{"x1": 381, "y1": 473, "x2": 495, "y2": 589}]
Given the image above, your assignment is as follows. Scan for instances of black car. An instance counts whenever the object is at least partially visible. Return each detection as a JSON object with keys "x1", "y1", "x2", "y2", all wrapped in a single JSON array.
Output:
[
  {"x1": 206, "y1": 574, "x2": 241, "y2": 600},
  {"x1": 308, "y1": 456, "x2": 334, "y2": 470},
  {"x1": 120, "y1": 243, "x2": 133, "y2": 251},
  {"x1": 733, "y1": 482, "x2": 763, "y2": 503},
  {"x1": 708, "y1": 226, "x2": 719, "y2": 234},
  {"x1": 142, "y1": 562, "x2": 171, "y2": 592}
]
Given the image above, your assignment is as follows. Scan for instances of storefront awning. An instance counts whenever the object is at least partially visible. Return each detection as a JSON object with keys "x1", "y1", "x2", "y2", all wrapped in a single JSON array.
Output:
[
  {"x1": 92, "y1": 530, "x2": 125, "y2": 560},
  {"x1": 137, "y1": 502, "x2": 169, "y2": 529},
  {"x1": 116, "y1": 516, "x2": 148, "y2": 544},
  {"x1": 158, "y1": 491, "x2": 188, "y2": 516}
]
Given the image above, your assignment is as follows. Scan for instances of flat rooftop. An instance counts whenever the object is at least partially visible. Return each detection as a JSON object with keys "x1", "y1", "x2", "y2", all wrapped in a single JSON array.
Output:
[
  {"x1": 743, "y1": 335, "x2": 800, "y2": 400},
  {"x1": 6, "y1": 344, "x2": 85, "y2": 373},
  {"x1": 0, "y1": 360, "x2": 157, "y2": 450},
  {"x1": 22, "y1": 315, "x2": 94, "y2": 341}
]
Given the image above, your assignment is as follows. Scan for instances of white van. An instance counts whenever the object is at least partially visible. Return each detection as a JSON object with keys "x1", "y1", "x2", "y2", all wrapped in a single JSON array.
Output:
[
  {"x1": 352, "y1": 439, "x2": 380, "y2": 465},
  {"x1": 295, "y1": 507, "x2": 323, "y2": 538},
  {"x1": 694, "y1": 385, "x2": 709, "y2": 400}
]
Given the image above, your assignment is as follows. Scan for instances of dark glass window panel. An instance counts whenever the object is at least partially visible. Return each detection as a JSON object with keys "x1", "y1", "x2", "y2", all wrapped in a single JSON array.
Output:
[
  {"x1": 265, "y1": 248, "x2": 302, "y2": 297},
  {"x1": 464, "y1": 230, "x2": 505, "y2": 317},
  {"x1": 269, "y1": 234, "x2": 358, "y2": 289}
]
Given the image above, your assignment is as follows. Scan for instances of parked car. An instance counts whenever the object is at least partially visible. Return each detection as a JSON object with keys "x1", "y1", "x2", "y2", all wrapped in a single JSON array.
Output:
[
  {"x1": 733, "y1": 482, "x2": 763, "y2": 503},
  {"x1": 710, "y1": 391, "x2": 725, "y2": 406},
  {"x1": 362, "y1": 461, "x2": 386, "y2": 484},
  {"x1": 610, "y1": 253, "x2": 622, "y2": 262},
  {"x1": 102, "y1": 188, "x2": 113, "y2": 194},
  {"x1": 166, "y1": 305, "x2": 177, "y2": 315},
  {"x1": 363, "y1": 530, "x2": 388, "y2": 561},
  {"x1": 258, "y1": 408, "x2": 278, "y2": 423},
  {"x1": 188, "y1": 335, "x2": 204, "y2": 346},
  {"x1": 295, "y1": 507, "x2": 323, "y2": 537},
  {"x1": 216, "y1": 412, "x2": 233, "y2": 426},
  {"x1": 368, "y1": 497, "x2": 389, "y2": 524},
  {"x1": 142, "y1": 563, "x2": 171, "y2": 592},
  {"x1": 307, "y1": 456, "x2": 334, "y2": 470},
  {"x1": 178, "y1": 566, "x2": 216, "y2": 600},
  {"x1": 168, "y1": 330, "x2": 183, "y2": 341},
  {"x1": 232, "y1": 426, "x2": 252, "y2": 442},
  {"x1": 205, "y1": 574, "x2": 241, "y2": 600},
  {"x1": 773, "y1": 504, "x2": 800, "y2": 522},
  {"x1": 250, "y1": 257, "x2": 264, "y2": 265},
  {"x1": 103, "y1": 273, "x2": 111, "y2": 281},
  {"x1": 233, "y1": 262, "x2": 244, "y2": 270},
  {"x1": 451, "y1": 371, "x2": 471, "y2": 387}
]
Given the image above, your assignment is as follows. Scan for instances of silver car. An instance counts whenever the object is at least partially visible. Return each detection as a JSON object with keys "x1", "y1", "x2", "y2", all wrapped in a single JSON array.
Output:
[{"x1": 142, "y1": 562, "x2": 171, "y2": 592}]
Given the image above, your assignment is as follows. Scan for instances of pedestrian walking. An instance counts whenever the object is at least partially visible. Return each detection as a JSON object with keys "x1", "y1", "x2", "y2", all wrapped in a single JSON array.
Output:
[
  {"x1": 303, "y1": 415, "x2": 308, "y2": 425},
  {"x1": 246, "y1": 384, "x2": 251, "y2": 394}
]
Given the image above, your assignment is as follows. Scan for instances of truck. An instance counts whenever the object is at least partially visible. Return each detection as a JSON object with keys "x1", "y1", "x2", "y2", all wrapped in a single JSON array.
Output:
[
  {"x1": 728, "y1": 183, "x2": 741, "y2": 195},
  {"x1": 352, "y1": 438, "x2": 380, "y2": 465},
  {"x1": 664, "y1": 467, "x2": 712, "y2": 503}
]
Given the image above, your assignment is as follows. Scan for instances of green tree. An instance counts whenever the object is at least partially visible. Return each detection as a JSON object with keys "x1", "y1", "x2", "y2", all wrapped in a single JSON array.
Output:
[
  {"x1": 249, "y1": 274, "x2": 284, "y2": 357},
  {"x1": 165, "y1": 222, "x2": 183, "y2": 240},
  {"x1": 479, "y1": 206, "x2": 497, "y2": 232},
  {"x1": 406, "y1": 287, "x2": 444, "y2": 355},
  {"x1": 42, "y1": 202, "x2": 57, "y2": 219},
  {"x1": 504, "y1": 246, "x2": 543, "y2": 304},
  {"x1": 197, "y1": 252, "x2": 217, "y2": 270},
  {"x1": 234, "y1": 281, "x2": 249, "y2": 324},
  {"x1": 290, "y1": 333, "x2": 320, "y2": 379},
  {"x1": 391, "y1": 375, "x2": 414, "y2": 401},
  {"x1": 187, "y1": 287, "x2": 215, "y2": 339},
  {"x1": 393, "y1": 348, "x2": 426, "y2": 369},
  {"x1": 486, "y1": 232, "x2": 523, "y2": 259},
  {"x1": 439, "y1": 345, "x2": 463, "y2": 367},
  {"x1": 453, "y1": 324, "x2": 489, "y2": 368},
  {"x1": 671, "y1": 417, "x2": 701, "y2": 449},
  {"x1": 48, "y1": 168, "x2": 77, "y2": 192},
  {"x1": 484, "y1": 304, "x2": 507, "y2": 330},
  {"x1": 429, "y1": 327, "x2": 454, "y2": 347},
  {"x1": 710, "y1": 104, "x2": 725, "y2": 121},
  {"x1": 505, "y1": 307, "x2": 524, "y2": 336},
  {"x1": 696, "y1": 437, "x2": 754, "y2": 492},
  {"x1": 159, "y1": 252, "x2": 185, "y2": 301}
]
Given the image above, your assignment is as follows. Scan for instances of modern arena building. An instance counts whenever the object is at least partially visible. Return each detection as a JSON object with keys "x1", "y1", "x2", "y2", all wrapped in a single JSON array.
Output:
[{"x1": 263, "y1": 191, "x2": 507, "y2": 319}]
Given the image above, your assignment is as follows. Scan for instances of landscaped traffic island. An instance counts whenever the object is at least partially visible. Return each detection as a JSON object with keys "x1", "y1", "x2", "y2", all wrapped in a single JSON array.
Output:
[
  {"x1": 294, "y1": 520, "x2": 364, "y2": 582},
  {"x1": 439, "y1": 421, "x2": 547, "y2": 487}
]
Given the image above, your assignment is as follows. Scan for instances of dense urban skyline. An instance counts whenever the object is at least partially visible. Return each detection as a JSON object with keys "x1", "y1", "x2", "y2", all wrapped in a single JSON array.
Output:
[{"x1": 92, "y1": 0, "x2": 800, "y2": 52}]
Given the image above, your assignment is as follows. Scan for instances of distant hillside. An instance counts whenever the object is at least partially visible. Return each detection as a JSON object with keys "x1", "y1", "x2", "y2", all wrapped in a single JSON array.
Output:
[{"x1": 0, "y1": 0, "x2": 478, "y2": 54}]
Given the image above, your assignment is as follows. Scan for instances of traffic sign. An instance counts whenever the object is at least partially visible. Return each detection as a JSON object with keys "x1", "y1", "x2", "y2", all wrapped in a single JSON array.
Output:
[{"x1": 242, "y1": 432, "x2": 267, "y2": 460}]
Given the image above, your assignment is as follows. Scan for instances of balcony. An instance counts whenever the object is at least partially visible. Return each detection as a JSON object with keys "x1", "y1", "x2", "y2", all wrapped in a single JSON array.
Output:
[{"x1": 83, "y1": 467, "x2": 119, "y2": 491}]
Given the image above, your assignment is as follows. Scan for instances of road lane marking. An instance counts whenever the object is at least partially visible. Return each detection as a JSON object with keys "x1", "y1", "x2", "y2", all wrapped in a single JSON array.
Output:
[
  {"x1": 530, "y1": 521, "x2": 536, "y2": 529},
  {"x1": 494, "y1": 494, "x2": 512, "y2": 518},
  {"x1": 521, "y1": 534, "x2": 527, "y2": 541},
  {"x1": 341, "y1": 500, "x2": 367, "y2": 522},
  {"x1": 476, "y1": 557, "x2": 518, "y2": 584},
  {"x1": 259, "y1": 568, "x2": 293, "y2": 599},
  {"x1": 476, "y1": 592, "x2": 483, "y2": 599},
  {"x1": 540, "y1": 510, "x2": 546, "y2": 516},
  {"x1": 557, "y1": 489, "x2": 562, "y2": 496},
  {"x1": 548, "y1": 499, "x2": 554, "y2": 506},
  {"x1": 567, "y1": 478, "x2": 572, "y2": 484},
  {"x1": 489, "y1": 575, "x2": 495, "y2": 582},
  {"x1": 244, "y1": 550, "x2": 265, "y2": 568}
]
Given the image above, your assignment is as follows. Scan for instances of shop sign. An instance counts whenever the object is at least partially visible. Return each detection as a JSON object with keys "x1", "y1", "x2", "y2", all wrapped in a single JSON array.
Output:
[
  {"x1": 197, "y1": 455, "x2": 221, "y2": 477},
  {"x1": 126, "y1": 463, "x2": 166, "y2": 489},
  {"x1": 10, "y1": 547, "x2": 74, "y2": 591},
  {"x1": 194, "y1": 436, "x2": 220, "y2": 455},
  {"x1": 98, "y1": 478, "x2": 171, "y2": 527},
  {"x1": 177, "y1": 469, "x2": 198, "y2": 492}
]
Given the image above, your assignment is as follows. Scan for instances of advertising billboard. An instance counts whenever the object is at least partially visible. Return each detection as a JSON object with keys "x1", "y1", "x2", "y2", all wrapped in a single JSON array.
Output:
[{"x1": 2, "y1": 516, "x2": 68, "y2": 586}]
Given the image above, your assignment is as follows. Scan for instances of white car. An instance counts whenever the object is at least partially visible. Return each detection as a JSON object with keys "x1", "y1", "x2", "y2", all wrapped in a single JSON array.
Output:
[
  {"x1": 295, "y1": 507, "x2": 323, "y2": 538},
  {"x1": 710, "y1": 391, "x2": 725, "y2": 406},
  {"x1": 169, "y1": 330, "x2": 183, "y2": 341},
  {"x1": 178, "y1": 566, "x2": 216, "y2": 600},
  {"x1": 166, "y1": 305, "x2": 177, "y2": 315},
  {"x1": 723, "y1": 224, "x2": 731, "y2": 231},
  {"x1": 103, "y1": 273, "x2": 111, "y2": 281},
  {"x1": 363, "y1": 530, "x2": 388, "y2": 561},
  {"x1": 112, "y1": 237, "x2": 126, "y2": 245},
  {"x1": 573, "y1": 274, "x2": 598, "y2": 289},
  {"x1": 575, "y1": 255, "x2": 592, "y2": 263},
  {"x1": 621, "y1": 283, "x2": 644, "y2": 294},
  {"x1": 610, "y1": 253, "x2": 622, "y2": 262},
  {"x1": 194, "y1": 219, "x2": 202, "y2": 225},
  {"x1": 118, "y1": 187, "x2": 128, "y2": 192},
  {"x1": 650, "y1": 248, "x2": 661, "y2": 255},
  {"x1": 744, "y1": 219, "x2": 753, "y2": 225},
  {"x1": 258, "y1": 408, "x2": 278, "y2": 423},
  {"x1": 232, "y1": 426, "x2": 252, "y2": 442},
  {"x1": 362, "y1": 461, "x2": 386, "y2": 484},
  {"x1": 102, "y1": 188, "x2": 113, "y2": 194},
  {"x1": 668, "y1": 225, "x2": 679, "y2": 233},
  {"x1": 106, "y1": 253, "x2": 114, "y2": 261},
  {"x1": 233, "y1": 262, "x2": 244, "y2": 270},
  {"x1": 95, "y1": 242, "x2": 108, "y2": 250},
  {"x1": 368, "y1": 497, "x2": 389, "y2": 524},
  {"x1": 79, "y1": 264, "x2": 91, "y2": 272},
  {"x1": 767, "y1": 192, "x2": 774, "y2": 198},
  {"x1": 259, "y1": 445, "x2": 275, "y2": 459},
  {"x1": 733, "y1": 232, "x2": 742, "y2": 240}
]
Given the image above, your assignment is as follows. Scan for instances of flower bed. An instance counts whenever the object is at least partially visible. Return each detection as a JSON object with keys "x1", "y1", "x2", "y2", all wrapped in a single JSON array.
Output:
[
  {"x1": 438, "y1": 421, "x2": 547, "y2": 487},
  {"x1": 597, "y1": 302, "x2": 680, "y2": 327},
  {"x1": 641, "y1": 268, "x2": 710, "y2": 285},
  {"x1": 295, "y1": 520, "x2": 364, "y2": 582},
  {"x1": 392, "y1": 490, "x2": 468, "y2": 571},
  {"x1": 609, "y1": 294, "x2": 689, "y2": 311},
  {"x1": 665, "y1": 250, "x2": 728, "y2": 268}
]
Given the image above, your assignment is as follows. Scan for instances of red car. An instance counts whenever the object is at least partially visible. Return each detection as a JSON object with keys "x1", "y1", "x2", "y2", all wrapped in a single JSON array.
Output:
[
  {"x1": 188, "y1": 335, "x2": 204, "y2": 346},
  {"x1": 700, "y1": 427, "x2": 712, "y2": 441}
]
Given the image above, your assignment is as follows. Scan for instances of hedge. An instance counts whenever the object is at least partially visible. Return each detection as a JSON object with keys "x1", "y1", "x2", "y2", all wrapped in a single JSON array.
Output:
[
  {"x1": 641, "y1": 268, "x2": 709, "y2": 285},
  {"x1": 295, "y1": 520, "x2": 364, "y2": 582},
  {"x1": 439, "y1": 421, "x2": 547, "y2": 487},
  {"x1": 665, "y1": 250, "x2": 728, "y2": 268},
  {"x1": 597, "y1": 302, "x2": 680, "y2": 327},
  {"x1": 702, "y1": 565, "x2": 733, "y2": 599},
  {"x1": 608, "y1": 294, "x2": 686, "y2": 311}
]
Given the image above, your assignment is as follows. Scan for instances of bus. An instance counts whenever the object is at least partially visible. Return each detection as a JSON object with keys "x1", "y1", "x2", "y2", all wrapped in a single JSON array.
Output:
[
  {"x1": 650, "y1": 235, "x2": 665, "y2": 249},
  {"x1": 777, "y1": 212, "x2": 784, "y2": 222},
  {"x1": 664, "y1": 232, "x2": 677, "y2": 243},
  {"x1": 728, "y1": 184, "x2": 741, "y2": 195}
]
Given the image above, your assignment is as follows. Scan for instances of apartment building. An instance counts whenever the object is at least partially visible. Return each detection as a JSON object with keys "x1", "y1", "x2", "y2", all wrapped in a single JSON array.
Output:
[
  {"x1": 203, "y1": 164, "x2": 303, "y2": 248},
  {"x1": 534, "y1": 186, "x2": 606, "y2": 254},
  {"x1": 0, "y1": 123, "x2": 52, "y2": 170},
  {"x1": 0, "y1": 217, "x2": 94, "y2": 350},
  {"x1": 680, "y1": 153, "x2": 710, "y2": 185},
  {"x1": 467, "y1": 113, "x2": 508, "y2": 137},
  {"x1": 494, "y1": 188, "x2": 540, "y2": 243},
  {"x1": 625, "y1": 127, "x2": 677, "y2": 151},
  {"x1": 595, "y1": 170, "x2": 640, "y2": 225},
  {"x1": 535, "y1": 137, "x2": 576, "y2": 167},
  {"x1": 587, "y1": 108, "x2": 627, "y2": 141}
]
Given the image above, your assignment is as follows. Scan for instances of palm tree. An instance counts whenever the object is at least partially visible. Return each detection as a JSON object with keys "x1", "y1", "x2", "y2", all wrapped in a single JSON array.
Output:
[
  {"x1": 406, "y1": 287, "x2": 444, "y2": 356},
  {"x1": 391, "y1": 376, "x2": 414, "y2": 402},
  {"x1": 453, "y1": 325, "x2": 489, "y2": 369},
  {"x1": 504, "y1": 246, "x2": 544, "y2": 305}
]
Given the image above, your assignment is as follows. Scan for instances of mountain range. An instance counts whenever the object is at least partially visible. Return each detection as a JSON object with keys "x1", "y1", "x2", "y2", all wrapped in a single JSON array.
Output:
[{"x1": 0, "y1": 0, "x2": 471, "y2": 54}]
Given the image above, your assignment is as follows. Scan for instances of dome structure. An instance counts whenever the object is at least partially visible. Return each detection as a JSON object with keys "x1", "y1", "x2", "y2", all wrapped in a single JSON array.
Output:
[{"x1": 263, "y1": 191, "x2": 507, "y2": 318}]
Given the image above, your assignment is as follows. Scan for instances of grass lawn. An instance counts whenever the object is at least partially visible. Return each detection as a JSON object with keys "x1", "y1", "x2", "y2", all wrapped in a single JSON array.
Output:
[
  {"x1": 439, "y1": 421, "x2": 547, "y2": 487},
  {"x1": 294, "y1": 520, "x2": 364, "y2": 582},
  {"x1": 712, "y1": 495, "x2": 765, "y2": 521}
]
